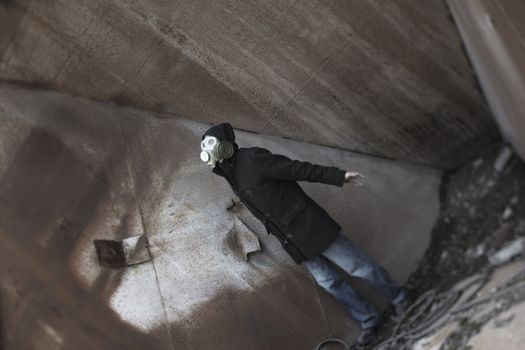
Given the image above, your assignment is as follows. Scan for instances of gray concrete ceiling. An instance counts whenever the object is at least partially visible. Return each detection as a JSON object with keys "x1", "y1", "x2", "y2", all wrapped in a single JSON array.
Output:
[{"x1": 0, "y1": 0, "x2": 499, "y2": 168}]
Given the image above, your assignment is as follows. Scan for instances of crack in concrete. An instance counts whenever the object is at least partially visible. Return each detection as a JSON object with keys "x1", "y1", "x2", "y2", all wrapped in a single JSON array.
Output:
[{"x1": 256, "y1": 4, "x2": 383, "y2": 135}]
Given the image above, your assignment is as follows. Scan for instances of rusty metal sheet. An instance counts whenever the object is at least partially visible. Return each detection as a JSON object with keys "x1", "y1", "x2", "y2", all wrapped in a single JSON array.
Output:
[{"x1": 94, "y1": 235, "x2": 151, "y2": 268}]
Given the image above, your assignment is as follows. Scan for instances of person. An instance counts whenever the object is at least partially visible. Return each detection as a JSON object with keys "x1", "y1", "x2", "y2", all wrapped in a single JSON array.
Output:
[{"x1": 200, "y1": 123, "x2": 409, "y2": 346}]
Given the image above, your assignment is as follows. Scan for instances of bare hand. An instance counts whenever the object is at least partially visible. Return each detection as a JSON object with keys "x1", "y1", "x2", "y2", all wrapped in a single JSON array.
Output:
[{"x1": 344, "y1": 171, "x2": 366, "y2": 186}]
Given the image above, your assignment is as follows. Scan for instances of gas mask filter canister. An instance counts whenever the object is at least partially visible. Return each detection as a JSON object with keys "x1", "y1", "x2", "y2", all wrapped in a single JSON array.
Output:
[{"x1": 200, "y1": 135, "x2": 234, "y2": 167}]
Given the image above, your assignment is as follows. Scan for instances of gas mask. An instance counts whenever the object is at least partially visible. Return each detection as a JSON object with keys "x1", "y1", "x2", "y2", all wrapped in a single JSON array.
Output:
[{"x1": 200, "y1": 135, "x2": 234, "y2": 168}]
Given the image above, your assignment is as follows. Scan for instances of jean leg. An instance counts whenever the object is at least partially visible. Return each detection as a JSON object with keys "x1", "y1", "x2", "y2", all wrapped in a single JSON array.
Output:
[
  {"x1": 304, "y1": 255, "x2": 379, "y2": 329},
  {"x1": 322, "y1": 234, "x2": 407, "y2": 305}
]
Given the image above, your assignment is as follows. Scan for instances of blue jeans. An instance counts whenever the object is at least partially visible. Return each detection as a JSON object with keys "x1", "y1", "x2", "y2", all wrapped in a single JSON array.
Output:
[{"x1": 304, "y1": 234, "x2": 406, "y2": 329}]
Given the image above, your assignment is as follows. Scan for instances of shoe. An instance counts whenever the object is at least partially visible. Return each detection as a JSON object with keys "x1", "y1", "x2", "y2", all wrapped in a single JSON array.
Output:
[
  {"x1": 393, "y1": 298, "x2": 411, "y2": 320},
  {"x1": 357, "y1": 326, "x2": 377, "y2": 347}
]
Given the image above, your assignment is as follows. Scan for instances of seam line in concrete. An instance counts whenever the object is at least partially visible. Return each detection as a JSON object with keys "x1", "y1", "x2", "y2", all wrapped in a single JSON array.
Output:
[
  {"x1": 52, "y1": 53, "x2": 73, "y2": 82},
  {"x1": 257, "y1": 38, "x2": 350, "y2": 134},
  {"x1": 128, "y1": 36, "x2": 166, "y2": 86},
  {"x1": 256, "y1": 2, "x2": 384, "y2": 135},
  {"x1": 0, "y1": 2, "x2": 33, "y2": 64},
  {"x1": 115, "y1": 114, "x2": 176, "y2": 350},
  {"x1": 307, "y1": 271, "x2": 334, "y2": 337}
]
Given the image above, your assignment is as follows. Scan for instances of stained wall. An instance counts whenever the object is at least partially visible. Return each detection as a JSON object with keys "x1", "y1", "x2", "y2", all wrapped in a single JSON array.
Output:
[{"x1": 0, "y1": 0, "x2": 497, "y2": 168}]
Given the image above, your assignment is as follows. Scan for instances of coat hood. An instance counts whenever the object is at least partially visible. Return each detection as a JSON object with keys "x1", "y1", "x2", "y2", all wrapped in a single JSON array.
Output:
[
  {"x1": 201, "y1": 123, "x2": 239, "y2": 176},
  {"x1": 201, "y1": 122, "x2": 239, "y2": 153}
]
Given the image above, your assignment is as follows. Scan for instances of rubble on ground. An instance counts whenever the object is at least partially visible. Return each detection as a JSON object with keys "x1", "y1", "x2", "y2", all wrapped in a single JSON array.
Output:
[{"x1": 369, "y1": 144, "x2": 525, "y2": 349}]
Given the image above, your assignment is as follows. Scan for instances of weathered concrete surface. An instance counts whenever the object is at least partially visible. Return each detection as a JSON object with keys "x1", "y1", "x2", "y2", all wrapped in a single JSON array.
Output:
[
  {"x1": 0, "y1": 83, "x2": 441, "y2": 349},
  {"x1": 448, "y1": 0, "x2": 525, "y2": 162},
  {"x1": 0, "y1": 0, "x2": 497, "y2": 168}
]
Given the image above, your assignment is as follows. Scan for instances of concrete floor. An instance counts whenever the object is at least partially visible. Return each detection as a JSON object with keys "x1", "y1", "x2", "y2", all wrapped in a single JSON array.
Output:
[
  {"x1": 0, "y1": 83, "x2": 441, "y2": 349},
  {"x1": 0, "y1": 0, "x2": 497, "y2": 168}
]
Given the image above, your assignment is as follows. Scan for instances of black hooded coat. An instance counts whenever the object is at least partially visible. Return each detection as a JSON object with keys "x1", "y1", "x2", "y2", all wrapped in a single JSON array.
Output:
[{"x1": 203, "y1": 123, "x2": 346, "y2": 264}]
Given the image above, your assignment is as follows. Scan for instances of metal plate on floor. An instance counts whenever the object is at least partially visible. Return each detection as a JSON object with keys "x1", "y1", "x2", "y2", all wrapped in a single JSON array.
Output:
[{"x1": 94, "y1": 234, "x2": 151, "y2": 268}]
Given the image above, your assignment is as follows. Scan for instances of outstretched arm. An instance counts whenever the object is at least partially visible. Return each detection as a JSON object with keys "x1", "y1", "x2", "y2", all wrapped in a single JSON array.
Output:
[{"x1": 253, "y1": 148, "x2": 347, "y2": 186}]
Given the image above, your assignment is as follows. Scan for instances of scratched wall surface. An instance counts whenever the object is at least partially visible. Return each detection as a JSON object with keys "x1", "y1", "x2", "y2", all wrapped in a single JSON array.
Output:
[
  {"x1": 0, "y1": 83, "x2": 441, "y2": 349},
  {"x1": 0, "y1": 0, "x2": 497, "y2": 168}
]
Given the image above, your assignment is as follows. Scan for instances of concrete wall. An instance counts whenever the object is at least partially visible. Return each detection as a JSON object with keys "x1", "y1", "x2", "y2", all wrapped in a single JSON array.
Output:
[
  {"x1": 448, "y1": 0, "x2": 525, "y2": 162},
  {"x1": 0, "y1": 0, "x2": 497, "y2": 168},
  {"x1": 0, "y1": 83, "x2": 442, "y2": 349}
]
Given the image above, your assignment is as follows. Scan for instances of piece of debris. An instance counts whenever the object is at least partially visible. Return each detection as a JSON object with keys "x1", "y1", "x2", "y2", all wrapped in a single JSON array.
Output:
[
  {"x1": 94, "y1": 235, "x2": 151, "y2": 268},
  {"x1": 441, "y1": 251, "x2": 449, "y2": 261},
  {"x1": 493, "y1": 314, "x2": 515, "y2": 328},
  {"x1": 475, "y1": 244, "x2": 486, "y2": 257},
  {"x1": 57, "y1": 218, "x2": 71, "y2": 231},
  {"x1": 502, "y1": 206, "x2": 513, "y2": 221},
  {"x1": 232, "y1": 216, "x2": 261, "y2": 261},
  {"x1": 467, "y1": 244, "x2": 486, "y2": 258},
  {"x1": 493, "y1": 146, "x2": 513, "y2": 172},
  {"x1": 489, "y1": 238, "x2": 524, "y2": 266},
  {"x1": 473, "y1": 158, "x2": 484, "y2": 168},
  {"x1": 227, "y1": 198, "x2": 242, "y2": 211}
]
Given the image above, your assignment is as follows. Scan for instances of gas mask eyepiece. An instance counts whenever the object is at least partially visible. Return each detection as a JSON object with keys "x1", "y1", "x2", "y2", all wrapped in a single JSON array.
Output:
[{"x1": 200, "y1": 135, "x2": 234, "y2": 167}]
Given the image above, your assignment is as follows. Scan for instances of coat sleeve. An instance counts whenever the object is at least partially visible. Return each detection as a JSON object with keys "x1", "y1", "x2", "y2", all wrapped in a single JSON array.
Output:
[{"x1": 252, "y1": 148, "x2": 346, "y2": 186}]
